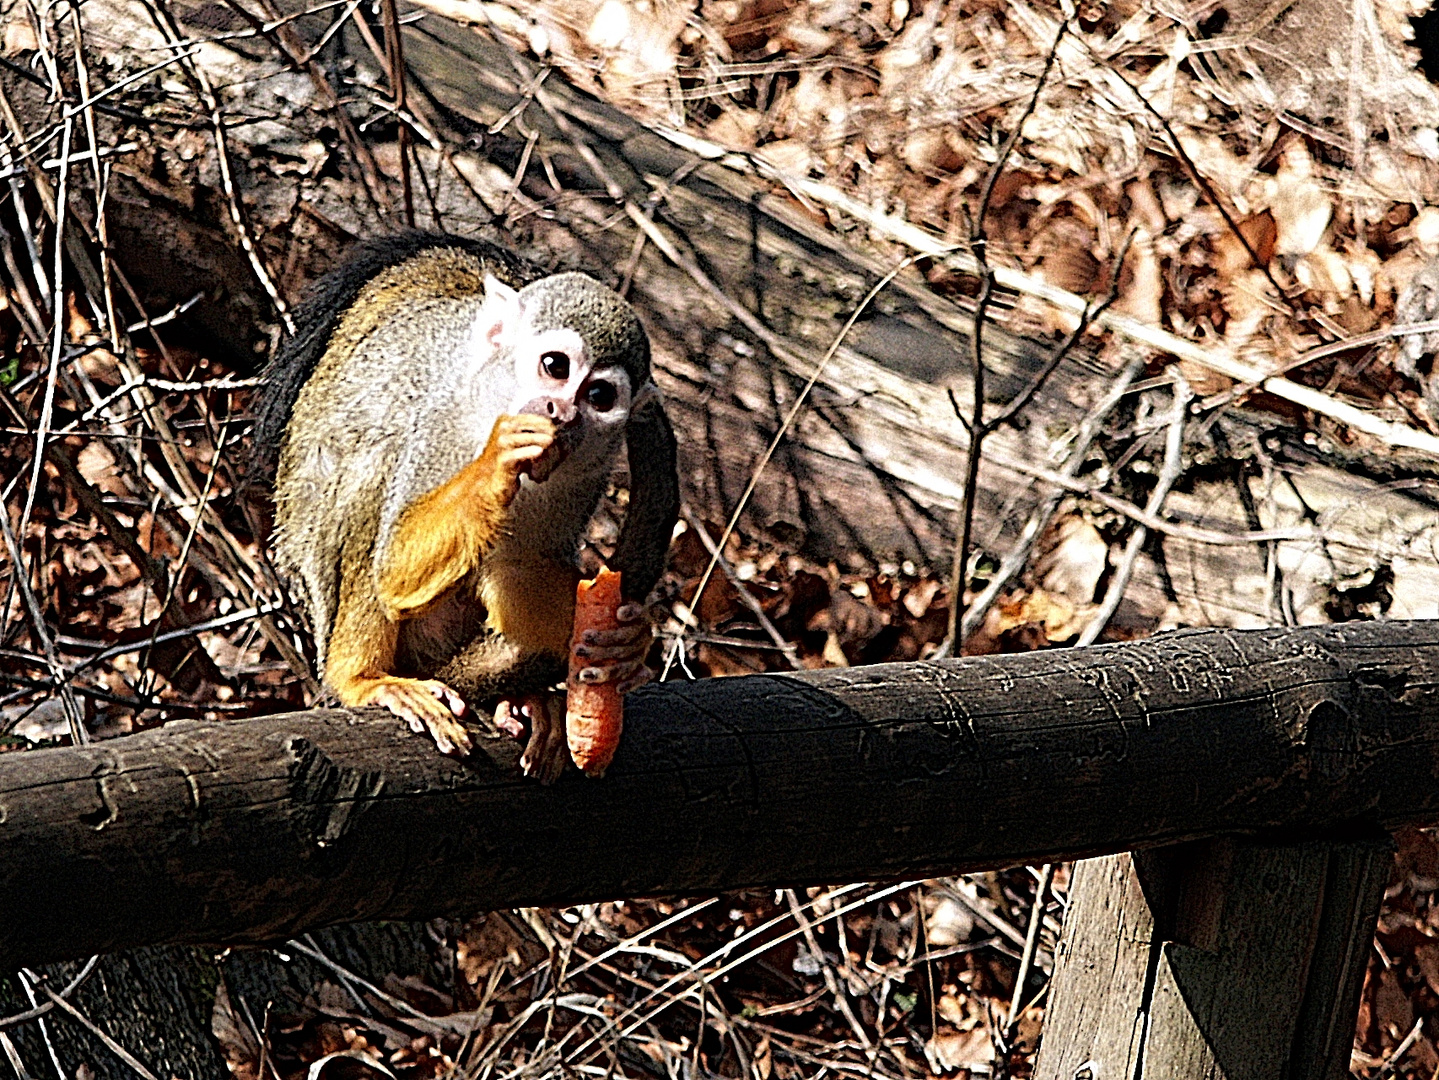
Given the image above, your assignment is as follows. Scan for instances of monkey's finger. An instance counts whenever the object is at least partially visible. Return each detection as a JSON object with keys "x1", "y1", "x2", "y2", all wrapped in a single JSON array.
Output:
[
  {"x1": 490, "y1": 415, "x2": 558, "y2": 444},
  {"x1": 576, "y1": 657, "x2": 646, "y2": 684},
  {"x1": 494, "y1": 700, "x2": 527, "y2": 740},
  {"x1": 495, "y1": 413, "x2": 559, "y2": 435},
  {"x1": 371, "y1": 681, "x2": 472, "y2": 756},
  {"x1": 495, "y1": 417, "x2": 559, "y2": 443},
  {"x1": 574, "y1": 641, "x2": 647, "y2": 662},
  {"x1": 496, "y1": 433, "x2": 558, "y2": 456},
  {"x1": 409, "y1": 683, "x2": 472, "y2": 754},
  {"x1": 519, "y1": 697, "x2": 566, "y2": 784},
  {"x1": 615, "y1": 603, "x2": 646, "y2": 623},
  {"x1": 579, "y1": 624, "x2": 648, "y2": 650},
  {"x1": 425, "y1": 681, "x2": 469, "y2": 718},
  {"x1": 499, "y1": 444, "x2": 552, "y2": 469},
  {"x1": 424, "y1": 711, "x2": 472, "y2": 756}
]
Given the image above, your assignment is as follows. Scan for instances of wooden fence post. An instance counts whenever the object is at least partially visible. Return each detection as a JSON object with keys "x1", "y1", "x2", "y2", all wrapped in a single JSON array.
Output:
[{"x1": 1035, "y1": 836, "x2": 1391, "y2": 1080}]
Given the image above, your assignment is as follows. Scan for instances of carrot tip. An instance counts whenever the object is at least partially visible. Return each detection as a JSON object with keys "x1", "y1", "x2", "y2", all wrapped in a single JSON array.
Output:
[{"x1": 567, "y1": 569, "x2": 625, "y2": 777}]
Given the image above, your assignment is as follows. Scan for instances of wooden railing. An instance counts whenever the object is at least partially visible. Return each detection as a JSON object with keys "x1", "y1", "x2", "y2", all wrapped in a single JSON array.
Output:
[{"x1": 5, "y1": 620, "x2": 1438, "y2": 1077}]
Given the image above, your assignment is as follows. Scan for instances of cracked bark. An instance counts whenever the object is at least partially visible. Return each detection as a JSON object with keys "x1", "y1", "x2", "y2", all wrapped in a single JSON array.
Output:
[{"x1": 3, "y1": 620, "x2": 1438, "y2": 971}]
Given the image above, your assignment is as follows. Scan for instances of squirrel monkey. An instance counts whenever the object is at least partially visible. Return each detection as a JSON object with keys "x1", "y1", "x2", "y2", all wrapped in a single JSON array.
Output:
[{"x1": 254, "y1": 233, "x2": 679, "y2": 781}]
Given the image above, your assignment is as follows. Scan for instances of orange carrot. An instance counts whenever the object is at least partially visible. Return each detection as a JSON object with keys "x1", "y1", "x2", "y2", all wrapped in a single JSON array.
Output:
[{"x1": 567, "y1": 568, "x2": 624, "y2": 777}]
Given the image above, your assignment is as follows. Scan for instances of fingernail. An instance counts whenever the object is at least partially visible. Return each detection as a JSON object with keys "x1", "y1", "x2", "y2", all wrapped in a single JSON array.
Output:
[{"x1": 580, "y1": 667, "x2": 603, "y2": 682}]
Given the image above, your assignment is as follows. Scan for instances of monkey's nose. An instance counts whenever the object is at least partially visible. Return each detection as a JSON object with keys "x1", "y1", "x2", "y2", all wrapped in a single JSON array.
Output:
[
  {"x1": 518, "y1": 395, "x2": 580, "y2": 426},
  {"x1": 545, "y1": 399, "x2": 578, "y2": 426}
]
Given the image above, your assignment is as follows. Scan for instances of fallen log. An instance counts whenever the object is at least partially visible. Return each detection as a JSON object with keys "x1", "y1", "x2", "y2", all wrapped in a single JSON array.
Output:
[{"x1": 4, "y1": 620, "x2": 1439, "y2": 971}]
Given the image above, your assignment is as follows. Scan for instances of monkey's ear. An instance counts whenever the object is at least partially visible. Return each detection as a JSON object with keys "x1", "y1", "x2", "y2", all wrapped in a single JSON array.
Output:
[{"x1": 479, "y1": 274, "x2": 523, "y2": 351}]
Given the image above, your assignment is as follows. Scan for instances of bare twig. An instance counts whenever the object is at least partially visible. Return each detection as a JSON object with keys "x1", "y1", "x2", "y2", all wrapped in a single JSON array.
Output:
[
  {"x1": 0, "y1": 957, "x2": 100, "y2": 1032},
  {"x1": 140, "y1": 0, "x2": 293, "y2": 334},
  {"x1": 1077, "y1": 371, "x2": 1192, "y2": 646},
  {"x1": 36, "y1": 982, "x2": 161, "y2": 1080},
  {"x1": 784, "y1": 890, "x2": 872, "y2": 1049},
  {"x1": 562, "y1": 883, "x2": 915, "y2": 1066},
  {"x1": 672, "y1": 136, "x2": 1439, "y2": 457},
  {"x1": 656, "y1": 254, "x2": 919, "y2": 679},
  {"x1": 959, "y1": 348, "x2": 1148, "y2": 641},
  {"x1": 939, "y1": 18, "x2": 1070, "y2": 658},
  {"x1": 1004, "y1": 864, "x2": 1054, "y2": 1033},
  {"x1": 679, "y1": 506, "x2": 801, "y2": 669},
  {"x1": 1377, "y1": 1017, "x2": 1424, "y2": 1076},
  {"x1": 380, "y1": 0, "x2": 414, "y2": 226}
]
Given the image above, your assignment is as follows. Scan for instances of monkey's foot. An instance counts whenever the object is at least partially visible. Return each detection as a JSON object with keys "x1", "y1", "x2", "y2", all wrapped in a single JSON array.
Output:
[
  {"x1": 495, "y1": 693, "x2": 567, "y2": 784},
  {"x1": 361, "y1": 677, "x2": 473, "y2": 757},
  {"x1": 571, "y1": 601, "x2": 654, "y2": 693}
]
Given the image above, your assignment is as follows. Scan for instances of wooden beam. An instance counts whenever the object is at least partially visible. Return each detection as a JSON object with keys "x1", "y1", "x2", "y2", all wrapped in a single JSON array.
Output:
[
  {"x1": 1035, "y1": 837, "x2": 1389, "y2": 1079},
  {"x1": 2, "y1": 621, "x2": 1436, "y2": 971}
]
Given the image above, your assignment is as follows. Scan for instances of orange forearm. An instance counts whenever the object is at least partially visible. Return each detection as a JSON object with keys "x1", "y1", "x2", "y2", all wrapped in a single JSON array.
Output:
[{"x1": 378, "y1": 453, "x2": 509, "y2": 618}]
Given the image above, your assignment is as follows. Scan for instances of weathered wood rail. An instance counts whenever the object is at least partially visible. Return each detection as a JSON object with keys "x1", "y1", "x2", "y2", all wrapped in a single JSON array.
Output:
[{"x1": 2, "y1": 621, "x2": 1434, "y2": 960}]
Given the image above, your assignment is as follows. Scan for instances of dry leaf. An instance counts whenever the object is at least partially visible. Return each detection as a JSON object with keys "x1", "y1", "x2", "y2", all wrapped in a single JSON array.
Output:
[
  {"x1": 753, "y1": 1035, "x2": 772, "y2": 1080},
  {"x1": 306, "y1": 1050, "x2": 395, "y2": 1080},
  {"x1": 923, "y1": 895, "x2": 975, "y2": 947},
  {"x1": 925, "y1": 1026, "x2": 994, "y2": 1073},
  {"x1": 1268, "y1": 142, "x2": 1332, "y2": 262},
  {"x1": 2, "y1": 17, "x2": 38, "y2": 55},
  {"x1": 758, "y1": 138, "x2": 817, "y2": 176},
  {"x1": 210, "y1": 980, "x2": 263, "y2": 1080},
  {"x1": 1118, "y1": 228, "x2": 1162, "y2": 325},
  {"x1": 1037, "y1": 517, "x2": 1108, "y2": 604}
]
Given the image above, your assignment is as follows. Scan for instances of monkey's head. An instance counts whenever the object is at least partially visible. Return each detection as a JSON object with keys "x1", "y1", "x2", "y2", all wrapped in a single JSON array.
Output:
[
  {"x1": 478, "y1": 272, "x2": 652, "y2": 481},
  {"x1": 470, "y1": 267, "x2": 678, "y2": 602}
]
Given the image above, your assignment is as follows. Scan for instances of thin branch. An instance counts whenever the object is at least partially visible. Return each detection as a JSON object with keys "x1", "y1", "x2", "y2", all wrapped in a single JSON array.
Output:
[
  {"x1": 988, "y1": 229, "x2": 1136, "y2": 430},
  {"x1": 141, "y1": 0, "x2": 294, "y2": 334},
  {"x1": 661, "y1": 256, "x2": 917, "y2": 679},
  {"x1": 940, "y1": 17, "x2": 1069, "y2": 658},
  {"x1": 37, "y1": 983, "x2": 160, "y2": 1080},
  {"x1": 688, "y1": 138, "x2": 1439, "y2": 457},
  {"x1": 1005, "y1": 864, "x2": 1054, "y2": 1033},
  {"x1": 1077, "y1": 372, "x2": 1192, "y2": 646},
  {"x1": 679, "y1": 506, "x2": 802, "y2": 670},
  {"x1": 0, "y1": 957, "x2": 100, "y2": 1032},
  {"x1": 959, "y1": 349, "x2": 1148, "y2": 642},
  {"x1": 380, "y1": 0, "x2": 414, "y2": 227}
]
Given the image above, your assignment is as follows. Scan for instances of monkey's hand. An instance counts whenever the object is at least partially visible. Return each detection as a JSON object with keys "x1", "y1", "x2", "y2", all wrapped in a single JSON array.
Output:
[
  {"x1": 494, "y1": 692, "x2": 567, "y2": 784},
  {"x1": 571, "y1": 602, "x2": 654, "y2": 694},
  {"x1": 479, "y1": 414, "x2": 560, "y2": 506},
  {"x1": 355, "y1": 676, "x2": 473, "y2": 757}
]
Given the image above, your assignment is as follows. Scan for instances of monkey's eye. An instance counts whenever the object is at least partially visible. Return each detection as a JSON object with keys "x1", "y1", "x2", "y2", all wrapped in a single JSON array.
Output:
[
  {"x1": 540, "y1": 351, "x2": 570, "y2": 381},
  {"x1": 586, "y1": 381, "x2": 618, "y2": 412}
]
